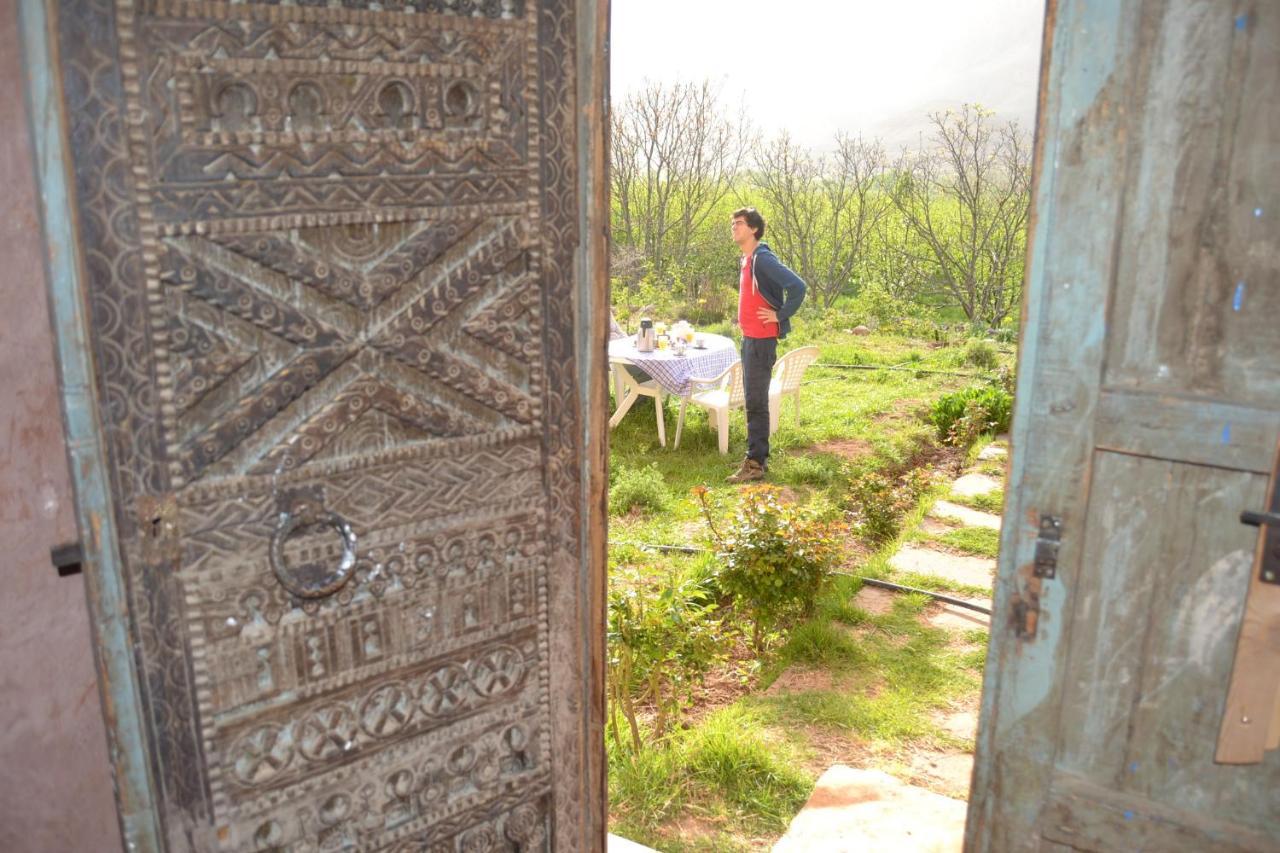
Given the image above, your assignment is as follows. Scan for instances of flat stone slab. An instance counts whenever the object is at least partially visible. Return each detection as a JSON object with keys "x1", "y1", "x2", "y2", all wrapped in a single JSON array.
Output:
[
  {"x1": 935, "y1": 709, "x2": 979, "y2": 742},
  {"x1": 608, "y1": 834, "x2": 658, "y2": 853},
  {"x1": 977, "y1": 444, "x2": 1007, "y2": 461},
  {"x1": 920, "y1": 516, "x2": 956, "y2": 535},
  {"x1": 928, "y1": 500, "x2": 1001, "y2": 531},
  {"x1": 950, "y1": 473, "x2": 1001, "y2": 498},
  {"x1": 925, "y1": 600, "x2": 992, "y2": 631},
  {"x1": 773, "y1": 765, "x2": 966, "y2": 853},
  {"x1": 907, "y1": 752, "x2": 977, "y2": 801},
  {"x1": 890, "y1": 545, "x2": 995, "y2": 589}
]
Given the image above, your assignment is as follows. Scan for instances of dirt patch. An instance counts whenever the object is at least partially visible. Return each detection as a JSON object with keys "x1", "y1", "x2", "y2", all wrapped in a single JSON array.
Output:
[
  {"x1": 799, "y1": 727, "x2": 872, "y2": 775},
  {"x1": 676, "y1": 519, "x2": 706, "y2": 543},
  {"x1": 853, "y1": 586, "x2": 897, "y2": 616},
  {"x1": 920, "y1": 516, "x2": 957, "y2": 535},
  {"x1": 766, "y1": 667, "x2": 836, "y2": 696},
  {"x1": 815, "y1": 437, "x2": 872, "y2": 459},
  {"x1": 685, "y1": 639, "x2": 763, "y2": 723}
]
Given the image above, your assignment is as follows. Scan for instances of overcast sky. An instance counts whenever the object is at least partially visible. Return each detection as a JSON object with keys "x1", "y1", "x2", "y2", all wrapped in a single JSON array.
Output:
[{"x1": 610, "y1": 0, "x2": 1046, "y2": 151}]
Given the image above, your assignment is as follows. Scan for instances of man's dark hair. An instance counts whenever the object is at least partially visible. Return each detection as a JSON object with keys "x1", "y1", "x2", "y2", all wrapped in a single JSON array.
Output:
[{"x1": 732, "y1": 207, "x2": 766, "y2": 240}]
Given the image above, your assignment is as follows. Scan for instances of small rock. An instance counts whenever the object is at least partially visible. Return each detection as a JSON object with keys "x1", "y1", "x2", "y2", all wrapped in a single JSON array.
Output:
[
  {"x1": 852, "y1": 325, "x2": 871, "y2": 336},
  {"x1": 976, "y1": 444, "x2": 1007, "y2": 461}
]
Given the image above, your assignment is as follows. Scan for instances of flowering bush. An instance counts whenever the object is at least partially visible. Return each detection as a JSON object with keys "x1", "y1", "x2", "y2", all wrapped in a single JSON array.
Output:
[{"x1": 697, "y1": 486, "x2": 839, "y2": 652}]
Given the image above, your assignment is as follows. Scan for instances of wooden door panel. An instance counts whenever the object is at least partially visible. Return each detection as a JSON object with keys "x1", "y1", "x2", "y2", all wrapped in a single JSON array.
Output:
[
  {"x1": 1055, "y1": 453, "x2": 1269, "y2": 826},
  {"x1": 1103, "y1": 1, "x2": 1280, "y2": 402},
  {"x1": 1040, "y1": 773, "x2": 1276, "y2": 853},
  {"x1": 969, "y1": 1, "x2": 1280, "y2": 849},
  {"x1": 38, "y1": 0, "x2": 604, "y2": 849}
]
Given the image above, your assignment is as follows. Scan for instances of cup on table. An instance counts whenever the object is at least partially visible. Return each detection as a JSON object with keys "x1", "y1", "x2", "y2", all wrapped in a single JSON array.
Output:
[
  {"x1": 657, "y1": 334, "x2": 669, "y2": 350},
  {"x1": 693, "y1": 333, "x2": 706, "y2": 348}
]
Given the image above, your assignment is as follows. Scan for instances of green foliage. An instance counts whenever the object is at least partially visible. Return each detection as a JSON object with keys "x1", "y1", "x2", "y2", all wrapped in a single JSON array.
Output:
[
  {"x1": 608, "y1": 570, "x2": 725, "y2": 751},
  {"x1": 848, "y1": 468, "x2": 934, "y2": 544},
  {"x1": 699, "y1": 487, "x2": 839, "y2": 652},
  {"x1": 610, "y1": 462, "x2": 672, "y2": 516},
  {"x1": 962, "y1": 338, "x2": 999, "y2": 370},
  {"x1": 929, "y1": 384, "x2": 1013, "y2": 446},
  {"x1": 845, "y1": 281, "x2": 940, "y2": 336}
]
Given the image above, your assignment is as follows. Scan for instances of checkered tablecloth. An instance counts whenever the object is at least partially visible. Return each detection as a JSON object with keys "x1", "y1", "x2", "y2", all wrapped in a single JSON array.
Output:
[{"x1": 608, "y1": 333, "x2": 740, "y2": 397}]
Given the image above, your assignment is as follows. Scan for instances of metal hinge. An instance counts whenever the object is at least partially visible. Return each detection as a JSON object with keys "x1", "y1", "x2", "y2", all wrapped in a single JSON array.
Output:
[
  {"x1": 1015, "y1": 514, "x2": 1063, "y2": 639},
  {"x1": 1034, "y1": 514, "x2": 1062, "y2": 578}
]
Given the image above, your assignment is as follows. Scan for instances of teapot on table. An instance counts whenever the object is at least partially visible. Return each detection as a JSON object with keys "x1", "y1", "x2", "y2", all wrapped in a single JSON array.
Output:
[{"x1": 635, "y1": 317, "x2": 656, "y2": 352}]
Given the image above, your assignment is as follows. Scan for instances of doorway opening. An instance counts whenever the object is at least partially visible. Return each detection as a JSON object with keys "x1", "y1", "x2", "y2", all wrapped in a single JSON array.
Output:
[{"x1": 603, "y1": 1, "x2": 1044, "y2": 848}]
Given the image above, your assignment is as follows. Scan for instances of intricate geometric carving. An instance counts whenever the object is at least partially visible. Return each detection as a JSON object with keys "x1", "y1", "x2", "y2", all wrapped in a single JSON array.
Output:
[
  {"x1": 156, "y1": 215, "x2": 540, "y2": 483},
  {"x1": 56, "y1": 0, "x2": 579, "y2": 845}
]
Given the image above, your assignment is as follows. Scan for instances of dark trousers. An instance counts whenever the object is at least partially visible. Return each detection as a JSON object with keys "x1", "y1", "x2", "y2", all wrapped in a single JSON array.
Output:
[{"x1": 741, "y1": 336, "x2": 777, "y2": 465}]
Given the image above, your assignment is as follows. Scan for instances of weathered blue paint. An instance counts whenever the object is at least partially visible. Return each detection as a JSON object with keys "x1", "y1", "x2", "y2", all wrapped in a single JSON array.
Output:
[
  {"x1": 18, "y1": 0, "x2": 163, "y2": 849},
  {"x1": 969, "y1": 0, "x2": 1135, "y2": 847}
]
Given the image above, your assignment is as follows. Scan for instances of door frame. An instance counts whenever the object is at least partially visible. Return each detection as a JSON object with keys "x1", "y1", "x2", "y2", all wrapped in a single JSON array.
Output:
[{"x1": 19, "y1": 0, "x2": 611, "y2": 848}]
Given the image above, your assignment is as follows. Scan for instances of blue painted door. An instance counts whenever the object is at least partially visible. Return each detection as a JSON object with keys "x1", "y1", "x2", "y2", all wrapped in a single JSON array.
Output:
[{"x1": 968, "y1": 2, "x2": 1280, "y2": 850}]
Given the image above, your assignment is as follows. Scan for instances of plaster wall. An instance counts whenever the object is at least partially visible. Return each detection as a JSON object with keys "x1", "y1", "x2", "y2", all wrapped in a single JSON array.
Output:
[{"x1": 0, "y1": 0, "x2": 124, "y2": 848}]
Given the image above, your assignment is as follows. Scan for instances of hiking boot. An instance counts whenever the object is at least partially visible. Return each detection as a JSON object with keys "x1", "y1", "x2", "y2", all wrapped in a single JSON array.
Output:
[{"x1": 726, "y1": 458, "x2": 766, "y2": 484}]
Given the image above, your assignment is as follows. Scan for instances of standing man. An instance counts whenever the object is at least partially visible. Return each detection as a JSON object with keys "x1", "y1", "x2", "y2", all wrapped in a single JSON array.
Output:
[{"x1": 727, "y1": 207, "x2": 806, "y2": 483}]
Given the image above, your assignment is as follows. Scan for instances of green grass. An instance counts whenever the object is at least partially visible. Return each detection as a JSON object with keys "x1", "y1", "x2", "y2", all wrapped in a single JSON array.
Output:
[
  {"x1": 947, "y1": 487, "x2": 1005, "y2": 514},
  {"x1": 606, "y1": 330, "x2": 1013, "y2": 848},
  {"x1": 609, "y1": 706, "x2": 814, "y2": 848},
  {"x1": 931, "y1": 525, "x2": 1001, "y2": 558}
]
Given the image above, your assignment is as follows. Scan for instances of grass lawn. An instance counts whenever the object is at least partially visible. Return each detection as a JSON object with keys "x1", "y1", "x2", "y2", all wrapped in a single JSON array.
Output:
[{"x1": 606, "y1": 329, "x2": 1012, "y2": 851}]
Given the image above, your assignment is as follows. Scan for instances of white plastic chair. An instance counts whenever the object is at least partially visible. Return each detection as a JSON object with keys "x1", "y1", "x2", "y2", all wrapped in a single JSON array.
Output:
[
  {"x1": 674, "y1": 361, "x2": 745, "y2": 454},
  {"x1": 769, "y1": 346, "x2": 820, "y2": 434},
  {"x1": 609, "y1": 361, "x2": 666, "y2": 446}
]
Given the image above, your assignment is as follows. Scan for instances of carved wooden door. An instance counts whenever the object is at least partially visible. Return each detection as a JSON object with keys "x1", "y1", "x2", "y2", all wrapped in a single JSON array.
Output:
[
  {"x1": 31, "y1": 0, "x2": 606, "y2": 849},
  {"x1": 969, "y1": 2, "x2": 1280, "y2": 850}
]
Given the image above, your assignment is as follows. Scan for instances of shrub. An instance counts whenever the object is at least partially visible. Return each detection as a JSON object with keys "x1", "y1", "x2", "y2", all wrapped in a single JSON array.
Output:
[
  {"x1": 609, "y1": 463, "x2": 671, "y2": 515},
  {"x1": 962, "y1": 338, "x2": 999, "y2": 370},
  {"x1": 608, "y1": 571, "x2": 724, "y2": 751},
  {"x1": 848, "y1": 468, "x2": 934, "y2": 544},
  {"x1": 929, "y1": 385, "x2": 1013, "y2": 447},
  {"x1": 697, "y1": 486, "x2": 839, "y2": 652}
]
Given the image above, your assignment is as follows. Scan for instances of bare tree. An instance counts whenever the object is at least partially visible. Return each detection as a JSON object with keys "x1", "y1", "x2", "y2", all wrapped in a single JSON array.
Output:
[
  {"x1": 750, "y1": 133, "x2": 891, "y2": 310},
  {"x1": 610, "y1": 80, "x2": 753, "y2": 294},
  {"x1": 889, "y1": 104, "x2": 1031, "y2": 327}
]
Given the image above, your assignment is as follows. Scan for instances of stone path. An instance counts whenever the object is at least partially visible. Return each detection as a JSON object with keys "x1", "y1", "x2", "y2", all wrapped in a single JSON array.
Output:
[
  {"x1": 774, "y1": 437, "x2": 1008, "y2": 852},
  {"x1": 774, "y1": 766, "x2": 967, "y2": 853}
]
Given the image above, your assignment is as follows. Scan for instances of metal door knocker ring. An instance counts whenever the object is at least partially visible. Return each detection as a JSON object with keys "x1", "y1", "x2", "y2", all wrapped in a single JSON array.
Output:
[{"x1": 269, "y1": 498, "x2": 358, "y2": 600}]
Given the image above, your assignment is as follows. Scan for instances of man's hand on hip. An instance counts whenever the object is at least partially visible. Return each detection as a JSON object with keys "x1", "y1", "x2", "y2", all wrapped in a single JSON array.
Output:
[{"x1": 756, "y1": 306, "x2": 778, "y2": 325}]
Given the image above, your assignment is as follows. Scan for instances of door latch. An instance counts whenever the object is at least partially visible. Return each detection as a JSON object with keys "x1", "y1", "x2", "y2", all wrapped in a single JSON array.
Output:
[{"x1": 1241, "y1": 510, "x2": 1280, "y2": 584}]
